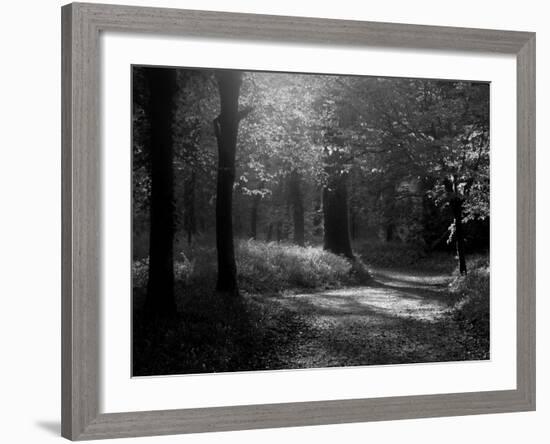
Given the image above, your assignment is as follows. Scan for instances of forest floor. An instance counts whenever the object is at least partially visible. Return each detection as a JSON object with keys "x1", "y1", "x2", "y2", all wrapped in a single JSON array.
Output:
[
  {"x1": 247, "y1": 266, "x2": 483, "y2": 368},
  {"x1": 133, "y1": 249, "x2": 489, "y2": 376}
]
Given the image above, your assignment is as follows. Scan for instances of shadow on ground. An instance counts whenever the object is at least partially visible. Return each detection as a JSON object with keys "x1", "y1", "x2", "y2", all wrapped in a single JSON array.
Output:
[
  {"x1": 133, "y1": 267, "x2": 488, "y2": 376},
  {"x1": 261, "y1": 268, "x2": 455, "y2": 321},
  {"x1": 251, "y1": 268, "x2": 484, "y2": 368}
]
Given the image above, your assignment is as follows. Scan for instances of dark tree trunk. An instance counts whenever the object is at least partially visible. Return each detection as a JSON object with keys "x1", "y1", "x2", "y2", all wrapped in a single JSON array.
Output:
[
  {"x1": 276, "y1": 221, "x2": 283, "y2": 243},
  {"x1": 288, "y1": 171, "x2": 305, "y2": 246},
  {"x1": 323, "y1": 174, "x2": 354, "y2": 259},
  {"x1": 250, "y1": 193, "x2": 261, "y2": 240},
  {"x1": 386, "y1": 223, "x2": 394, "y2": 242},
  {"x1": 144, "y1": 67, "x2": 177, "y2": 315},
  {"x1": 266, "y1": 223, "x2": 273, "y2": 242},
  {"x1": 452, "y1": 197, "x2": 468, "y2": 275},
  {"x1": 213, "y1": 71, "x2": 243, "y2": 296},
  {"x1": 183, "y1": 171, "x2": 196, "y2": 245},
  {"x1": 312, "y1": 188, "x2": 323, "y2": 236},
  {"x1": 350, "y1": 208, "x2": 356, "y2": 241}
]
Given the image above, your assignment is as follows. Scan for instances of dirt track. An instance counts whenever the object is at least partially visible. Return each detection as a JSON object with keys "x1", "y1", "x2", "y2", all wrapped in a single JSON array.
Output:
[{"x1": 259, "y1": 268, "x2": 478, "y2": 368}]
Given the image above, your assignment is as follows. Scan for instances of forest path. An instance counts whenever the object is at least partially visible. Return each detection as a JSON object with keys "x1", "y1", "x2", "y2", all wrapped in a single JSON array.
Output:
[{"x1": 260, "y1": 268, "x2": 467, "y2": 368}]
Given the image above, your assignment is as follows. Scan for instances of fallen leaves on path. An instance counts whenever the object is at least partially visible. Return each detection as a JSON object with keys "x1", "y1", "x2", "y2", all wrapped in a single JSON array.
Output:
[{"x1": 252, "y1": 268, "x2": 487, "y2": 369}]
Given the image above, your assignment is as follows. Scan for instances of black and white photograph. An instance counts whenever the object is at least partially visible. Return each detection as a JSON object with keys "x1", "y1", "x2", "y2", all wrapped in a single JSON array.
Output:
[
  {"x1": 132, "y1": 66, "x2": 490, "y2": 377},
  {"x1": 2, "y1": 0, "x2": 544, "y2": 442}
]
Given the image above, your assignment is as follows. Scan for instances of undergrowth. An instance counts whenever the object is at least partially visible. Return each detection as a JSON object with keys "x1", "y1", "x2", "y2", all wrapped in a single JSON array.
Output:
[
  {"x1": 446, "y1": 258, "x2": 490, "y2": 360},
  {"x1": 133, "y1": 239, "x2": 370, "y2": 294},
  {"x1": 132, "y1": 239, "x2": 370, "y2": 376},
  {"x1": 132, "y1": 283, "x2": 306, "y2": 376},
  {"x1": 132, "y1": 239, "x2": 489, "y2": 375},
  {"x1": 356, "y1": 240, "x2": 456, "y2": 272}
]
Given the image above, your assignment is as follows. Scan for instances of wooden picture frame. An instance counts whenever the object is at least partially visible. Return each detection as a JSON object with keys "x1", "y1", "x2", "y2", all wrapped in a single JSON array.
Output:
[{"x1": 61, "y1": 2, "x2": 536, "y2": 440}]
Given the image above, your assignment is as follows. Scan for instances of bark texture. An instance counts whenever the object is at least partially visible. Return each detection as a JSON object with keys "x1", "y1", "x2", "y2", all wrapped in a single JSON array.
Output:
[{"x1": 213, "y1": 71, "x2": 243, "y2": 296}]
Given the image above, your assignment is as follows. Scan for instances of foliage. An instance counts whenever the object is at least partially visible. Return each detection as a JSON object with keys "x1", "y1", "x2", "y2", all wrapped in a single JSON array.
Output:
[
  {"x1": 447, "y1": 258, "x2": 490, "y2": 359},
  {"x1": 358, "y1": 240, "x2": 428, "y2": 268},
  {"x1": 357, "y1": 239, "x2": 471, "y2": 273},
  {"x1": 133, "y1": 252, "x2": 194, "y2": 288},
  {"x1": 133, "y1": 253, "x2": 490, "y2": 376},
  {"x1": 333, "y1": 77, "x2": 490, "y2": 249},
  {"x1": 133, "y1": 239, "x2": 368, "y2": 294},
  {"x1": 133, "y1": 67, "x2": 490, "y2": 263},
  {"x1": 132, "y1": 239, "x2": 371, "y2": 376},
  {"x1": 132, "y1": 66, "x2": 491, "y2": 373},
  {"x1": 237, "y1": 239, "x2": 368, "y2": 291}
]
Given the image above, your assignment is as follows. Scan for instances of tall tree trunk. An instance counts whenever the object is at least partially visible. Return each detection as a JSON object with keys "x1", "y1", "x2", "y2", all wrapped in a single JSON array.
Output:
[
  {"x1": 213, "y1": 71, "x2": 243, "y2": 296},
  {"x1": 386, "y1": 223, "x2": 394, "y2": 242},
  {"x1": 312, "y1": 188, "x2": 323, "y2": 236},
  {"x1": 276, "y1": 220, "x2": 283, "y2": 243},
  {"x1": 183, "y1": 171, "x2": 196, "y2": 245},
  {"x1": 250, "y1": 193, "x2": 261, "y2": 240},
  {"x1": 250, "y1": 181, "x2": 265, "y2": 240},
  {"x1": 350, "y1": 203, "x2": 363, "y2": 241},
  {"x1": 145, "y1": 67, "x2": 177, "y2": 315},
  {"x1": 452, "y1": 197, "x2": 467, "y2": 275},
  {"x1": 323, "y1": 173, "x2": 354, "y2": 259},
  {"x1": 289, "y1": 170, "x2": 305, "y2": 246}
]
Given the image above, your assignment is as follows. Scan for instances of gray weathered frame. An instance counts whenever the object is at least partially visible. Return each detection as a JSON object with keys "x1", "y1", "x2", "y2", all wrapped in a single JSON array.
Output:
[{"x1": 61, "y1": 2, "x2": 536, "y2": 440}]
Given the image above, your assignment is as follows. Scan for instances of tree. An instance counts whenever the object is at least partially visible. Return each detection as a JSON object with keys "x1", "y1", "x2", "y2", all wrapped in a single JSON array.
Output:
[
  {"x1": 322, "y1": 165, "x2": 354, "y2": 258},
  {"x1": 235, "y1": 72, "x2": 322, "y2": 247},
  {"x1": 369, "y1": 79, "x2": 489, "y2": 272},
  {"x1": 249, "y1": 189, "x2": 261, "y2": 239},
  {"x1": 172, "y1": 70, "x2": 219, "y2": 247},
  {"x1": 288, "y1": 170, "x2": 305, "y2": 246},
  {"x1": 173, "y1": 71, "x2": 214, "y2": 246},
  {"x1": 213, "y1": 71, "x2": 250, "y2": 296},
  {"x1": 143, "y1": 67, "x2": 178, "y2": 315},
  {"x1": 313, "y1": 81, "x2": 357, "y2": 259}
]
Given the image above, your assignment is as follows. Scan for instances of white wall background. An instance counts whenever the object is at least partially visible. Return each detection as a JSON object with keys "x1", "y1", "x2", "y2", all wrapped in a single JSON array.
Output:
[{"x1": 0, "y1": 0, "x2": 545, "y2": 443}]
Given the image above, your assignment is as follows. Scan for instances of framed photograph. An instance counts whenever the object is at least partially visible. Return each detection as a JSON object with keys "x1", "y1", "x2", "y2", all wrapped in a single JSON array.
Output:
[{"x1": 61, "y1": 2, "x2": 535, "y2": 440}]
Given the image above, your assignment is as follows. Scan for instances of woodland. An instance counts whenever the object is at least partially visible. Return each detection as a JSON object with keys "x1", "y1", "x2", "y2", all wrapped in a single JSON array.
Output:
[{"x1": 132, "y1": 67, "x2": 490, "y2": 376}]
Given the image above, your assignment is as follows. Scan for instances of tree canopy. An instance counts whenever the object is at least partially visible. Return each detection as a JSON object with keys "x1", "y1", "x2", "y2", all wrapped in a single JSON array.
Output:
[{"x1": 133, "y1": 67, "x2": 490, "y2": 305}]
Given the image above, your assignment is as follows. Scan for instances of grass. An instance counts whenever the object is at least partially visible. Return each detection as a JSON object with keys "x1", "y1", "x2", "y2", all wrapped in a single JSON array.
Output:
[
  {"x1": 132, "y1": 238, "x2": 489, "y2": 375},
  {"x1": 132, "y1": 239, "x2": 368, "y2": 376},
  {"x1": 133, "y1": 239, "x2": 370, "y2": 296},
  {"x1": 237, "y1": 240, "x2": 370, "y2": 292},
  {"x1": 446, "y1": 257, "x2": 490, "y2": 359}
]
